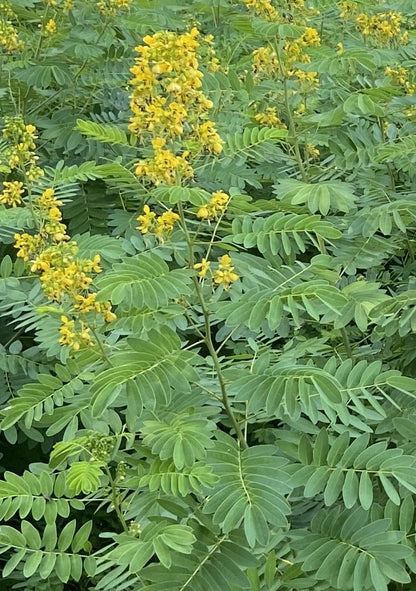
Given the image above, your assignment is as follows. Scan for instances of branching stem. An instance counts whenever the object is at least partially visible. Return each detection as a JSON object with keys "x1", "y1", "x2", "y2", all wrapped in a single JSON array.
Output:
[{"x1": 178, "y1": 201, "x2": 248, "y2": 449}]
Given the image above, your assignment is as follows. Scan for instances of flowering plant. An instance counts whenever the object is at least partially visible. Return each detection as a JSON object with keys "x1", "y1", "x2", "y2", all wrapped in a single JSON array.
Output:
[{"x1": 1, "y1": 1, "x2": 416, "y2": 590}]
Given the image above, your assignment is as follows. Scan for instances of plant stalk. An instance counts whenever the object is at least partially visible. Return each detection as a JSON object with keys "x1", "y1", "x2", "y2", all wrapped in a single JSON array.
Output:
[{"x1": 177, "y1": 201, "x2": 248, "y2": 449}]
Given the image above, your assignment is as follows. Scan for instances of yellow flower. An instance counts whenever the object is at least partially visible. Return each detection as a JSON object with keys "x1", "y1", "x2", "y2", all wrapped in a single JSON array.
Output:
[
  {"x1": 196, "y1": 205, "x2": 210, "y2": 220},
  {"x1": 59, "y1": 315, "x2": 76, "y2": 348},
  {"x1": 294, "y1": 103, "x2": 306, "y2": 117},
  {"x1": 152, "y1": 137, "x2": 166, "y2": 150},
  {"x1": 194, "y1": 258, "x2": 210, "y2": 278},
  {"x1": 244, "y1": 0, "x2": 279, "y2": 21},
  {"x1": 336, "y1": 42, "x2": 344, "y2": 54},
  {"x1": 209, "y1": 57, "x2": 221, "y2": 71},
  {"x1": 97, "y1": 0, "x2": 132, "y2": 15},
  {"x1": 0, "y1": 181, "x2": 24, "y2": 207},
  {"x1": 59, "y1": 316, "x2": 94, "y2": 350},
  {"x1": 154, "y1": 209, "x2": 180, "y2": 241},
  {"x1": 74, "y1": 293, "x2": 98, "y2": 313},
  {"x1": 14, "y1": 233, "x2": 45, "y2": 261},
  {"x1": 254, "y1": 107, "x2": 286, "y2": 128},
  {"x1": 306, "y1": 143, "x2": 320, "y2": 159},
  {"x1": 0, "y1": 19, "x2": 24, "y2": 52},
  {"x1": 193, "y1": 121, "x2": 224, "y2": 154},
  {"x1": 44, "y1": 18, "x2": 57, "y2": 35},
  {"x1": 197, "y1": 191, "x2": 230, "y2": 220},
  {"x1": 252, "y1": 47, "x2": 280, "y2": 77},
  {"x1": 135, "y1": 149, "x2": 193, "y2": 185},
  {"x1": 213, "y1": 254, "x2": 239, "y2": 290},
  {"x1": 339, "y1": 0, "x2": 359, "y2": 19},
  {"x1": 300, "y1": 27, "x2": 321, "y2": 47},
  {"x1": 137, "y1": 204, "x2": 156, "y2": 234},
  {"x1": 128, "y1": 28, "x2": 222, "y2": 181},
  {"x1": 355, "y1": 11, "x2": 406, "y2": 46}
]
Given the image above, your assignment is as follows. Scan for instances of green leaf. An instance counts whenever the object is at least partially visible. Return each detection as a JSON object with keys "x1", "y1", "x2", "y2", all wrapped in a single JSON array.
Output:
[
  {"x1": 76, "y1": 119, "x2": 129, "y2": 145},
  {"x1": 66, "y1": 462, "x2": 103, "y2": 495}
]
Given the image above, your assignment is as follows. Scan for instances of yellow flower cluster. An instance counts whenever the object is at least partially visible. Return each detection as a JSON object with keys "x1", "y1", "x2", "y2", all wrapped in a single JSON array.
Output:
[
  {"x1": 194, "y1": 258, "x2": 210, "y2": 278},
  {"x1": 0, "y1": 181, "x2": 24, "y2": 207},
  {"x1": 59, "y1": 315, "x2": 94, "y2": 350},
  {"x1": 294, "y1": 103, "x2": 306, "y2": 117},
  {"x1": 213, "y1": 255, "x2": 239, "y2": 290},
  {"x1": 254, "y1": 107, "x2": 286, "y2": 128},
  {"x1": 300, "y1": 27, "x2": 321, "y2": 47},
  {"x1": 306, "y1": 143, "x2": 320, "y2": 159},
  {"x1": 194, "y1": 254, "x2": 238, "y2": 289},
  {"x1": 129, "y1": 28, "x2": 223, "y2": 185},
  {"x1": 134, "y1": 138, "x2": 193, "y2": 185},
  {"x1": 0, "y1": 3, "x2": 24, "y2": 52},
  {"x1": 13, "y1": 184, "x2": 115, "y2": 349},
  {"x1": 252, "y1": 47, "x2": 280, "y2": 77},
  {"x1": 338, "y1": 0, "x2": 359, "y2": 19},
  {"x1": 385, "y1": 66, "x2": 416, "y2": 94},
  {"x1": 136, "y1": 204, "x2": 180, "y2": 242},
  {"x1": 74, "y1": 293, "x2": 114, "y2": 322},
  {"x1": 43, "y1": 18, "x2": 57, "y2": 35},
  {"x1": 96, "y1": 0, "x2": 133, "y2": 15},
  {"x1": 404, "y1": 106, "x2": 416, "y2": 121},
  {"x1": 196, "y1": 191, "x2": 230, "y2": 220},
  {"x1": 356, "y1": 11, "x2": 408, "y2": 45},
  {"x1": 1, "y1": 118, "x2": 44, "y2": 181},
  {"x1": 36, "y1": 249, "x2": 101, "y2": 301},
  {"x1": 243, "y1": 0, "x2": 308, "y2": 23},
  {"x1": 287, "y1": 0, "x2": 305, "y2": 8},
  {"x1": 293, "y1": 70, "x2": 319, "y2": 91},
  {"x1": 244, "y1": 0, "x2": 279, "y2": 21},
  {"x1": 194, "y1": 121, "x2": 224, "y2": 155},
  {"x1": 36, "y1": 187, "x2": 68, "y2": 242},
  {"x1": 253, "y1": 27, "x2": 320, "y2": 83}
]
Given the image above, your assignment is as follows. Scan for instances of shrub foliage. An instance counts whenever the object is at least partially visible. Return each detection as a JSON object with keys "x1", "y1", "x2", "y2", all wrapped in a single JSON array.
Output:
[{"x1": 2, "y1": 0, "x2": 416, "y2": 589}]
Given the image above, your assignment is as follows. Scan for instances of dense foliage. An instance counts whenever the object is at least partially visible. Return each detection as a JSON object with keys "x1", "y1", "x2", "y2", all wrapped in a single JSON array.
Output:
[{"x1": 3, "y1": 0, "x2": 416, "y2": 589}]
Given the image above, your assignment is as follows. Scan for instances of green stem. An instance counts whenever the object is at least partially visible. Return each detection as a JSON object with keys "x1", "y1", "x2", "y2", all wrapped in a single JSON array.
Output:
[
  {"x1": 177, "y1": 202, "x2": 248, "y2": 449},
  {"x1": 340, "y1": 327, "x2": 353, "y2": 359},
  {"x1": 273, "y1": 42, "x2": 308, "y2": 183},
  {"x1": 283, "y1": 77, "x2": 308, "y2": 183},
  {"x1": 89, "y1": 326, "x2": 113, "y2": 366},
  {"x1": 33, "y1": 7, "x2": 49, "y2": 62},
  {"x1": 317, "y1": 236, "x2": 327, "y2": 255},
  {"x1": 104, "y1": 466, "x2": 128, "y2": 533}
]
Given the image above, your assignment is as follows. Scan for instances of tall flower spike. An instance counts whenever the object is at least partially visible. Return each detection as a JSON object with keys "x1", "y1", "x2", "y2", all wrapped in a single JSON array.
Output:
[{"x1": 129, "y1": 28, "x2": 223, "y2": 185}]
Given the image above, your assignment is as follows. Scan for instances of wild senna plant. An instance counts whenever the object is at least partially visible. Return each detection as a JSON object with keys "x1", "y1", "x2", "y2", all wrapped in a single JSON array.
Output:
[{"x1": 2, "y1": 1, "x2": 416, "y2": 591}]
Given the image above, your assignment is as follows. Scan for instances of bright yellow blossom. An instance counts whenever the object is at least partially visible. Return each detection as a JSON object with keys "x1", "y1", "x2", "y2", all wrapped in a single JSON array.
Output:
[
  {"x1": 43, "y1": 18, "x2": 57, "y2": 35},
  {"x1": 306, "y1": 144, "x2": 320, "y2": 159},
  {"x1": 0, "y1": 15, "x2": 24, "y2": 52},
  {"x1": 136, "y1": 205, "x2": 180, "y2": 242},
  {"x1": 0, "y1": 181, "x2": 24, "y2": 207},
  {"x1": 59, "y1": 316, "x2": 94, "y2": 350},
  {"x1": 252, "y1": 47, "x2": 280, "y2": 77},
  {"x1": 213, "y1": 255, "x2": 239, "y2": 290},
  {"x1": 136, "y1": 204, "x2": 156, "y2": 234},
  {"x1": 2, "y1": 117, "x2": 43, "y2": 180},
  {"x1": 154, "y1": 210, "x2": 180, "y2": 241},
  {"x1": 97, "y1": 0, "x2": 133, "y2": 15},
  {"x1": 129, "y1": 28, "x2": 223, "y2": 183},
  {"x1": 300, "y1": 27, "x2": 321, "y2": 46},
  {"x1": 197, "y1": 191, "x2": 230, "y2": 220},
  {"x1": 356, "y1": 11, "x2": 406, "y2": 46},
  {"x1": 194, "y1": 258, "x2": 210, "y2": 278},
  {"x1": 254, "y1": 107, "x2": 286, "y2": 128},
  {"x1": 244, "y1": 0, "x2": 279, "y2": 22}
]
